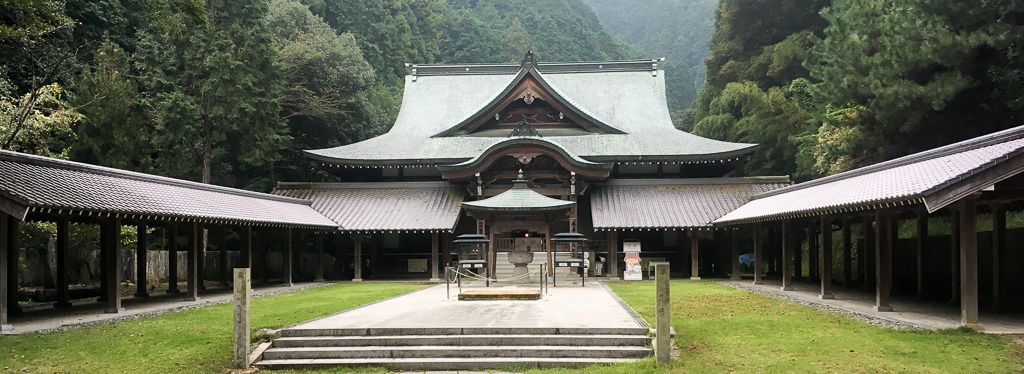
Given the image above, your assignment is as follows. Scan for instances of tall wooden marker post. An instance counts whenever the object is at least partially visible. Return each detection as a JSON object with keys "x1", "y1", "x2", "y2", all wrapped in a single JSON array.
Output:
[
  {"x1": 233, "y1": 268, "x2": 251, "y2": 369},
  {"x1": 655, "y1": 263, "x2": 671, "y2": 365}
]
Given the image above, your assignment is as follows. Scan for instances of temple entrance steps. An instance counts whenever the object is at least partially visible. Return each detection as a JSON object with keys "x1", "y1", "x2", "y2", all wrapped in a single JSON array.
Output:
[
  {"x1": 494, "y1": 252, "x2": 583, "y2": 284},
  {"x1": 255, "y1": 327, "x2": 652, "y2": 370}
]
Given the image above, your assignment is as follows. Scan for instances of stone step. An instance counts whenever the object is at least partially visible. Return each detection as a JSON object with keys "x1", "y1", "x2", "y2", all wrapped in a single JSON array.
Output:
[
  {"x1": 255, "y1": 357, "x2": 638, "y2": 370},
  {"x1": 262, "y1": 345, "x2": 653, "y2": 360},
  {"x1": 281, "y1": 327, "x2": 650, "y2": 337},
  {"x1": 271, "y1": 334, "x2": 651, "y2": 348},
  {"x1": 458, "y1": 290, "x2": 542, "y2": 300}
]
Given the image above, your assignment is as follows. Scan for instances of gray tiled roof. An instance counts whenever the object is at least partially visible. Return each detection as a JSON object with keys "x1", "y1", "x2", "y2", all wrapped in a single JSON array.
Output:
[
  {"x1": 0, "y1": 150, "x2": 338, "y2": 228},
  {"x1": 714, "y1": 125, "x2": 1024, "y2": 224},
  {"x1": 590, "y1": 178, "x2": 790, "y2": 229},
  {"x1": 304, "y1": 61, "x2": 756, "y2": 166},
  {"x1": 461, "y1": 180, "x2": 575, "y2": 212},
  {"x1": 274, "y1": 182, "x2": 464, "y2": 232}
]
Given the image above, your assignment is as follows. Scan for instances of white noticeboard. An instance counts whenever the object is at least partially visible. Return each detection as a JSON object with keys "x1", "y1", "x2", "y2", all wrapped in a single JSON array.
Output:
[{"x1": 623, "y1": 240, "x2": 642, "y2": 281}]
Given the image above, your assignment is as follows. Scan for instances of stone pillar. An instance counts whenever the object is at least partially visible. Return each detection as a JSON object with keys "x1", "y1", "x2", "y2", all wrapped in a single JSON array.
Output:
[
  {"x1": 232, "y1": 268, "x2": 250, "y2": 369},
  {"x1": 315, "y1": 232, "x2": 325, "y2": 282},
  {"x1": 186, "y1": 222, "x2": 200, "y2": 302},
  {"x1": 219, "y1": 226, "x2": 228, "y2": 287},
  {"x1": 842, "y1": 218, "x2": 852, "y2": 287},
  {"x1": 730, "y1": 228, "x2": 741, "y2": 280},
  {"x1": 781, "y1": 219, "x2": 793, "y2": 291},
  {"x1": 56, "y1": 218, "x2": 72, "y2": 307},
  {"x1": 874, "y1": 209, "x2": 892, "y2": 312},
  {"x1": 0, "y1": 212, "x2": 9, "y2": 331},
  {"x1": 655, "y1": 262, "x2": 671, "y2": 365},
  {"x1": 240, "y1": 226, "x2": 251, "y2": 269},
  {"x1": 430, "y1": 232, "x2": 440, "y2": 282},
  {"x1": 753, "y1": 223, "x2": 763, "y2": 285},
  {"x1": 820, "y1": 215, "x2": 834, "y2": 299},
  {"x1": 135, "y1": 223, "x2": 149, "y2": 298},
  {"x1": 960, "y1": 198, "x2": 980, "y2": 328},
  {"x1": 990, "y1": 204, "x2": 1005, "y2": 311},
  {"x1": 352, "y1": 233, "x2": 363, "y2": 282},
  {"x1": 915, "y1": 210, "x2": 928, "y2": 299},
  {"x1": 167, "y1": 224, "x2": 180, "y2": 294},
  {"x1": 284, "y1": 228, "x2": 294, "y2": 287},
  {"x1": 105, "y1": 217, "x2": 124, "y2": 313},
  {"x1": 690, "y1": 229, "x2": 700, "y2": 280},
  {"x1": 608, "y1": 230, "x2": 619, "y2": 280}
]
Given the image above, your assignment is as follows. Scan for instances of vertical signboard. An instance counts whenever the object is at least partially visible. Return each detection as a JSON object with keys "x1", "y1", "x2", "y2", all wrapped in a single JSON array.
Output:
[{"x1": 623, "y1": 240, "x2": 642, "y2": 281}]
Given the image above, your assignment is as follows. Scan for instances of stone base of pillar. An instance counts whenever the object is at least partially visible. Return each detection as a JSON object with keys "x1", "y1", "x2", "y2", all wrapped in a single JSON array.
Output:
[
  {"x1": 752, "y1": 281, "x2": 764, "y2": 285},
  {"x1": 352, "y1": 278, "x2": 363, "y2": 282},
  {"x1": 429, "y1": 278, "x2": 440, "y2": 282},
  {"x1": 105, "y1": 307, "x2": 125, "y2": 314},
  {"x1": 780, "y1": 286, "x2": 793, "y2": 291},
  {"x1": 186, "y1": 296, "x2": 200, "y2": 302},
  {"x1": 314, "y1": 278, "x2": 325, "y2": 282},
  {"x1": 689, "y1": 277, "x2": 701, "y2": 280},
  {"x1": 819, "y1": 294, "x2": 835, "y2": 300},
  {"x1": 873, "y1": 305, "x2": 893, "y2": 312},
  {"x1": 1, "y1": 324, "x2": 11, "y2": 332},
  {"x1": 54, "y1": 301, "x2": 73, "y2": 308}
]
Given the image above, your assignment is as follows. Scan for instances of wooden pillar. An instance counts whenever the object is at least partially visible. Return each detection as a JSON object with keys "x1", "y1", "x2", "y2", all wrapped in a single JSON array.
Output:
[
  {"x1": 960, "y1": 198, "x2": 980, "y2": 328},
  {"x1": 260, "y1": 229, "x2": 271, "y2": 284},
  {"x1": 730, "y1": 228, "x2": 741, "y2": 280},
  {"x1": 352, "y1": 233, "x2": 363, "y2": 282},
  {"x1": 820, "y1": 215, "x2": 834, "y2": 299},
  {"x1": 369, "y1": 233, "x2": 382, "y2": 280},
  {"x1": 430, "y1": 232, "x2": 440, "y2": 282},
  {"x1": 808, "y1": 223, "x2": 818, "y2": 280},
  {"x1": 915, "y1": 210, "x2": 928, "y2": 299},
  {"x1": 240, "y1": 226, "x2": 251, "y2": 269},
  {"x1": 949, "y1": 209, "x2": 960, "y2": 304},
  {"x1": 863, "y1": 214, "x2": 875, "y2": 291},
  {"x1": 874, "y1": 209, "x2": 893, "y2": 312},
  {"x1": 781, "y1": 219, "x2": 793, "y2": 291},
  {"x1": 690, "y1": 229, "x2": 700, "y2": 280},
  {"x1": 219, "y1": 226, "x2": 228, "y2": 287},
  {"x1": 284, "y1": 228, "x2": 293, "y2": 286},
  {"x1": 1, "y1": 212, "x2": 10, "y2": 331},
  {"x1": 167, "y1": 224, "x2": 179, "y2": 294},
  {"x1": 105, "y1": 217, "x2": 124, "y2": 313},
  {"x1": 608, "y1": 230, "x2": 619, "y2": 280},
  {"x1": 98, "y1": 220, "x2": 107, "y2": 303},
  {"x1": 186, "y1": 222, "x2": 200, "y2": 302},
  {"x1": 6, "y1": 217, "x2": 19, "y2": 315},
  {"x1": 842, "y1": 218, "x2": 852, "y2": 287},
  {"x1": 197, "y1": 228, "x2": 206, "y2": 291},
  {"x1": 336, "y1": 232, "x2": 348, "y2": 279},
  {"x1": 56, "y1": 218, "x2": 72, "y2": 306},
  {"x1": 794, "y1": 223, "x2": 803, "y2": 281},
  {"x1": 315, "y1": 232, "x2": 325, "y2": 282},
  {"x1": 753, "y1": 223, "x2": 763, "y2": 285},
  {"x1": 135, "y1": 223, "x2": 149, "y2": 298},
  {"x1": 990, "y1": 204, "x2": 1005, "y2": 311}
]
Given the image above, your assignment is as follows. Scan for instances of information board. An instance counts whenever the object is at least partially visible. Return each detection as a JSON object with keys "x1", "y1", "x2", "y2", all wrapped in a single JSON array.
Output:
[{"x1": 623, "y1": 240, "x2": 642, "y2": 281}]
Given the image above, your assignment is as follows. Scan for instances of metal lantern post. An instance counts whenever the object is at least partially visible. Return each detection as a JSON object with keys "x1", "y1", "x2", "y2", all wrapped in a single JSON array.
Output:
[
  {"x1": 453, "y1": 234, "x2": 490, "y2": 287},
  {"x1": 551, "y1": 233, "x2": 587, "y2": 287}
]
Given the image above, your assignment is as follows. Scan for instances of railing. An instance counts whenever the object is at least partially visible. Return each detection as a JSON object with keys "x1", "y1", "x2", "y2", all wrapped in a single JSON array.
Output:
[{"x1": 493, "y1": 238, "x2": 545, "y2": 252}]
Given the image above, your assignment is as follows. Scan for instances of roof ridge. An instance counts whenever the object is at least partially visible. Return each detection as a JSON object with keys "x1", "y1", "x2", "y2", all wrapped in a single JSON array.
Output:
[
  {"x1": 603, "y1": 176, "x2": 791, "y2": 186},
  {"x1": 0, "y1": 150, "x2": 313, "y2": 206},
  {"x1": 410, "y1": 59, "x2": 661, "y2": 76},
  {"x1": 275, "y1": 181, "x2": 456, "y2": 190},
  {"x1": 753, "y1": 125, "x2": 1024, "y2": 199}
]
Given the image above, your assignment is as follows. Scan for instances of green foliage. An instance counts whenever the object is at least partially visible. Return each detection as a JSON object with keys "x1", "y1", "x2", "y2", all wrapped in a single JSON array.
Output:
[
  {"x1": 662, "y1": 60, "x2": 697, "y2": 111},
  {"x1": 0, "y1": 0, "x2": 74, "y2": 41},
  {"x1": 0, "y1": 82, "x2": 81, "y2": 156},
  {"x1": 500, "y1": 17, "x2": 531, "y2": 63}
]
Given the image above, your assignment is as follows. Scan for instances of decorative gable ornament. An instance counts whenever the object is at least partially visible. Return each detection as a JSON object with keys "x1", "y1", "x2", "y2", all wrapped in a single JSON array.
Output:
[{"x1": 508, "y1": 119, "x2": 542, "y2": 138}]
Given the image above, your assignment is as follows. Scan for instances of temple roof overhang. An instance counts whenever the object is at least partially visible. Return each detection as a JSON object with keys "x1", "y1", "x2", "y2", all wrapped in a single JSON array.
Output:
[
  {"x1": 461, "y1": 175, "x2": 575, "y2": 214},
  {"x1": 436, "y1": 137, "x2": 612, "y2": 180}
]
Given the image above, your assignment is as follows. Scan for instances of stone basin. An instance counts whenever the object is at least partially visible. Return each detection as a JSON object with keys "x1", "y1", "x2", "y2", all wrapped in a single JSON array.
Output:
[{"x1": 507, "y1": 251, "x2": 535, "y2": 283}]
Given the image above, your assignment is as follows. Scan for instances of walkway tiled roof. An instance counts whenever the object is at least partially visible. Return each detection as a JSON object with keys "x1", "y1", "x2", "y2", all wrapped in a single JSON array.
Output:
[
  {"x1": 714, "y1": 125, "x2": 1024, "y2": 224},
  {"x1": 274, "y1": 182, "x2": 464, "y2": 232},
  {"x1": 590, "y1": 178, "x2": 790, "y2": 230},
  {"x1": 304, "y1": 60, "x2": 756, "y2": 167},
  {"x1": 0, "y1": 150, "x2": 338, "y2": 228}
]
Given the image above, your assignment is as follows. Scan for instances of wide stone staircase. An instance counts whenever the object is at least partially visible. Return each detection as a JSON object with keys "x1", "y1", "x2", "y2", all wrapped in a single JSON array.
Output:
[{"x1": 255, "y1": 326, "x2": 652, "y2": 370}]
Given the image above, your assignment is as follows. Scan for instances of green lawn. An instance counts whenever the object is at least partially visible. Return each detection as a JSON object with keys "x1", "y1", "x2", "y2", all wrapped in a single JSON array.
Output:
[{"x1": 0, "y1": 282, "x2": 426, "y2": 373}]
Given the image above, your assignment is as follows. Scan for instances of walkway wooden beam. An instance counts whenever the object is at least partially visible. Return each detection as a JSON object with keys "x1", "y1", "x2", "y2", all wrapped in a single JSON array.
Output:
[
  {"x1": 219, "y1": 226, "x2": 228, "y2": 287},
  {"x1": 104, "y1": 217, "x2": 124, "y2": 313},
  {"x1": 135, "y1": 223, "x2": 149, "y2": 298},
  {"x1": 167, "y1": 224, "x2": 179, "y2": 294},
  {"x1": 874, "y1": 209, "x2": 893, "y2": 312},
  {"x1": 186, "y1": 222, "x2": 200, "y2": 302},
  {"x1": 753, "y1": 223, "x2": 763, "y2": 285},
  {"x1": 991, "y1": 204, "x2": 1005, "y2": 311},
  {"x1": 842, "y1": 218, "x2": 851, "y2": 287},
  {"x1": 820, "y1": 215, "x2": 834, "y2": 299},
  {"x1": 608, "y1": 230, "x2": 619, "y2": 280},
  {"x1": 915, "y1": 210, "x2": 928, "y2": 299},
  {"x1": 284, "y1": 228, "x2": 294, "y2": 287},
  {"x1": 794, "y1": 223, "x2": 803, "y2": 281},
  {"x1": 808, "y1": 222, "x2": 818, "y2": 280},
  {"x1": 730, "y1": 229, "x2": 741, "y2": 280},
  {"x1": 430, "y1": 232, "x2": 440, "y2": 282},
  {"x1": 1, "y1": 212, "x2": 10, "y2": 331},
  {"x1": 352, "y1": 233, "x2": 363, "y2": 282},
  {"x1": 56, "y1": 218, "x2": 72, "y2": 307},
  {"x1": 690, "y1": 229, "x2": 700, "y2": 280},
  {"x1": 863, "y1": 213, "x2": 875, "y2": 292},
  {"x1": 315, "y1": 232, "x2": 325, "y2": 282},
  {"x1": 240, "y1": 226, "x2": 251, "y2": 269},
  {"x1": 197, "y1": 229, "x2": 206, "y2": 291},
  {"x1": 960, "y1": 197, "x2": 980, "y2": 328},
  {"x1": 781, "y1": 219, "x2": 793, "y2": 291}
]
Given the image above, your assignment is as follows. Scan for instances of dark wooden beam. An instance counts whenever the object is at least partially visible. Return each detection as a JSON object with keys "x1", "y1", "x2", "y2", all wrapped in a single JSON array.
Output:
[
  {"x1": 991, "y1": 204, "x2": 1005, "y2": 311},
  {"x1": 186, "y1": 222, "x2": 199, "y2": 302},
  {"x1": 915, "y1": 210, "x2": 927, "y2": 300},
  {"x1": 842, "y1": 218, "x2": 852, "y2": 287},
  {"x1": 219, "y1": 226, "x2": 228, "y2": 288},
  {"x1": 315, "y1": 232, "x2": 325, "y2": 282},
  {"x1": 862, "y1": 213, "x2": 875, "y2": 292},
  {"x1": 240, "y1": 226, "x2": 251, "y2": 269},
  {"x1": 352, "y1": 233, "x2": 363, "y2": 282},
  {"x1": 949, "y1": 209, "x2": 960, "y2": 304},
  {"x1": 820, "y1": 215, "x2": 834, "y2": 299},
  {"x1": 284, "y1": 228, "x2": 294, "y2": 287},
  {"x1": 874, "y1": 208, "x2": 893, "y2": 312},
  {"x1": 167, "y1": 224, "x2": 179, "y2": 294},
  {"x1": 0, "y1": 212, "x2": 9, "y2": 331},
  {"x1": 753, "y1": 223, "x2": 763, "y2": 285},
  {"x1": 959, "y1": 197, "x2": 980, "y2": 328},
  {"x1": 690, "y1": 229, "x2": 700, "y2": 280}
]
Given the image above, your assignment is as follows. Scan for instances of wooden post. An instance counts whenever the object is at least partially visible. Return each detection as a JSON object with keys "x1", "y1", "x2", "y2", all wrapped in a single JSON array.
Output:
[
  {"x1": 874, "y1": 209, "x2": 892, "y2": 312},
  {"x1": 0, "y1": 212, "x2": 10, "y2": 331},
  {"x1": 960, "y1": 198, "x2": 980, "y2": 328},
  {"x1": 608, "y1": 230, "x2": 619, "y2": 280},
  {"x1": 430, "y1": 232, "x2": 440, "y2": 282},
  {"x1": 949, "y1": 209, "x2": 960, "y2": 304},
  {"x1": 915, "y1": 210, "x2": 928, "y2": 299},
  {"x1": 730, "y1": 229, "x2": 741, "y2": 280},
  {"x1": 105, "y1": 217, "x2": 124, "y2": 313},
  {"x1": 842, "y1": 218, "x2": 852, "y2": 287},
  {"x1": 315, "y1": 232, "x2": 325, "y2": 282},
  {"x1": 370, "y1": 233, "x2": 381, "y2": 280},
  {"x1": 232, "y1": 268, "x2": 251, "y2": 369},
  {"x1": 284, "y1": 228, "x2": 293, "y2": 286},
  {"x1": 135, "y1": 223, "x2": 149, "y2": 298},
  {"x1": 186, "y1": 222, "x2": 200, "y2": 302},
  {"x1": 198, "y1": 228, "x2": 206, "y2": 291},
  {"x1": 690, "y1": 229, "x2": 700, "y2": 280},
  {"x1": 753, "y1": 223, "x2": 763, "y2": 285},
  {"x1": 56, "y1": 218, "x2": 73, "y2": 306},
  {"x1": 991, "y1": 204, "x2": 1004, "y2": 311},
  {"x1": 862, "y1": 214, "x2": 875, "y2": 291},
  {"x1": 98, "y1": 220, "x2": 107, "y2": 303},
  {"x1": 219, "y1": 226, "x2": 228, "y2": 287},
  {"x1": 655, "y1": 263, "x2": 671, "y2": 365},
  {"x1": 794, "y1": 224, "x2": 804, "y2": 281},
  {"x1": 808, "y1": 223, "x2": 818, "y2": 280},
  {"x1": 240, "y1": 226, "x2": 251, "y2": 269},
  {"x1": 352, "y1": 233, "x2": 363, "y2": 282},
  {"x1": 820, "y1": 215, "x2": 834, "y2": 299},
  {"x1": 781, "y1": 219, "x2": 793, "y2": 291},
  {"x1": 167, "y1": 224, "x2": 180, "y2": 294}
]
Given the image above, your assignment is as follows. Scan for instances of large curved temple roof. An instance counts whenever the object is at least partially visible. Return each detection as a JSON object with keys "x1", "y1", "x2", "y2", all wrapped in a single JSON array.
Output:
[{"x1": 303, "y1": 57, "x2": 757, "y2": 168}]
